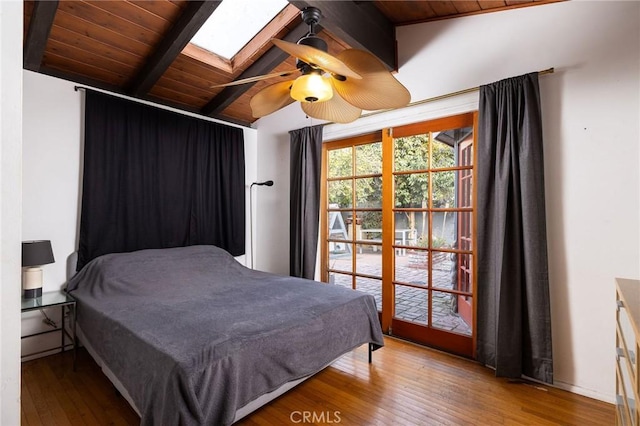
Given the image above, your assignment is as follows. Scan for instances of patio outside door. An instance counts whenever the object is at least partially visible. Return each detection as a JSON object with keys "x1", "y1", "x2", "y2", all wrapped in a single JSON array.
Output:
[{"x1": 321, "y1": 113, "x2": 476, "y2": 358}]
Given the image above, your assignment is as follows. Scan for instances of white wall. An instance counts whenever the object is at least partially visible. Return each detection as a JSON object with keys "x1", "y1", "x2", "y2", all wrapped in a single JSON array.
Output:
[
  {"x1": 22, "y1": 73, "x2": 82, "y2": 288},
  {"x1": 0, "y1": 0, "x2": 23, "y2": 423},
  {"x1": 21, "y1": 72, "x2": 82, "y2": 358},
  {"x1": 21, "y1": 70, "x2": 258, "y2": 355},
  {"x1": 251, "y1": 103, "x2": 314, "y2": 273},
  {"x1": 254, "y1": 1, "x2": 640, "y2": 402}
]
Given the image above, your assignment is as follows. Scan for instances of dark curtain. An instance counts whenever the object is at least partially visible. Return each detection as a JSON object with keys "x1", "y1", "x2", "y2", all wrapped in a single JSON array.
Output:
[
  {"x1": 476, "y1": 73, "x2": 553, "y2": 384},
  {"x1": 289, "y1": 125, "x2": 324, "y2": 279},
  {"x1": 78, "y1": 90, "x2": 245, "y2": 270}
]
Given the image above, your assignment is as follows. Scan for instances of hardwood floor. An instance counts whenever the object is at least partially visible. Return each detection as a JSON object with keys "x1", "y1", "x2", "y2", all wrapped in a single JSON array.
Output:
[{"x1": 21, "y1": 337, "x2": 613, "y2": 425}]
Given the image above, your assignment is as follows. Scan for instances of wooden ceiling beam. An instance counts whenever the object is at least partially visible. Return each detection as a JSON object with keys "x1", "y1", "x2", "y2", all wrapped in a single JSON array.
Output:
[
  {"x1": 24, "y1": 1, "x2": 59, "y2": 71},
  {"x1": 201, "y1": 22, "x2": 310, "y2": 117},
  {"x1": 287, "y1": 0, "x2": 396, "y2": 70},
  {"x1": 127, "y1": 1, "x2": 222, "y2": 97}
]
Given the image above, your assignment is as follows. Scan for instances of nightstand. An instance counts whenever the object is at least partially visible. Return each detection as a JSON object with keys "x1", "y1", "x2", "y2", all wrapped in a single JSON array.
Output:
[{"x1": 21, "y1": 290, "x2": 77, "y2": 368}]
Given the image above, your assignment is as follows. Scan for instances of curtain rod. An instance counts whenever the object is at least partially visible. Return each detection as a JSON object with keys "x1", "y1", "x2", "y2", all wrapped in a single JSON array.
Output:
[
  {"x1": 75, "y1": 67, "x2": 554, "y2": 125},
  {"x1": 350, "y1": 67, "x2": 555, "y2": 122},
  {"x1": 72, "y1": 85, "x2": 252, "y2": 130}
]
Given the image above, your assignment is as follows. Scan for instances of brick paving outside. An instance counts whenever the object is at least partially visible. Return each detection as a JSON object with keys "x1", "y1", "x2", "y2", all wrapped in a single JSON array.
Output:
[{"x1": 330, "y1": 248, "x2": 471, "y2": 336}]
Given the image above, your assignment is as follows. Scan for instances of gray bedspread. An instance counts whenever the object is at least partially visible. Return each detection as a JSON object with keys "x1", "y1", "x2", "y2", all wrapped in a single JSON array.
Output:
[{"x1": 66, "y1": 245, "x2": 384, "y2": 425}]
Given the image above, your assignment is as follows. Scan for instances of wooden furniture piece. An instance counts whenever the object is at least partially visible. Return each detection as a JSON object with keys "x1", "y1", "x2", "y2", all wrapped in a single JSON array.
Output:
[
  {"x1": 616, "y1": 278, "x2": 640, "y2": 425},
  {"x1": 21, "y1": 290, "x2": 77, "y2": 367}
]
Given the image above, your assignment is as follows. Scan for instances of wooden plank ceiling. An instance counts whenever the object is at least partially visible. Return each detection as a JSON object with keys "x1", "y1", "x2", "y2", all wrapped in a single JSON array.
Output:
[{"x1": 23, "y1": 0, "x2": 560, "y2": 126}]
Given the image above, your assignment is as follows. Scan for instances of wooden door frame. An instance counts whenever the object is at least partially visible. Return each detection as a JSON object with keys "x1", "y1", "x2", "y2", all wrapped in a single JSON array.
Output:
[
  {"x1": 456, "y1": 136, "x2": 474, "y2": 328},
  {"x1": 381, "y1": 128, "x2": 394, "y2": 333}
]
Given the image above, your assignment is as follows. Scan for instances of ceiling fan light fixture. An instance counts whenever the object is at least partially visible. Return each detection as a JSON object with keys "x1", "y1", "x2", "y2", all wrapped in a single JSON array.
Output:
[
  {"x1": 245, "y1": 7, "x2": 408, "y2": 121},
  {"x1": 290, "y1": 73, "x2": 333, "y2": 103}
]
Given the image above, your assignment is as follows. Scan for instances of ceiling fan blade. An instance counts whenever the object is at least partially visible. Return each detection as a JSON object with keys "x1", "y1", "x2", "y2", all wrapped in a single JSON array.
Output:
[
  {"x1": 250, "y1": 80, "x2": 296, "y2": 118},
  {"x1": 271, "y1": 39, "x2": 361, "y2": 80},
  {"x1": 301, "y1": 85, "x2": 362, "y2": 124},
  {"x1": 332, "y1": 49, "x2": 411, "y2": 111},
  {"x1": 211, "y1": 69, "x2": 299, "y2": 88}
]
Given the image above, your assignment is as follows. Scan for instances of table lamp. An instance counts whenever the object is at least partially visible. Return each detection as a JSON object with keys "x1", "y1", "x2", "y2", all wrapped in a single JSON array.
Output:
[{"x1": 22, "y1": 240, "x2": 55, "y2": 298}]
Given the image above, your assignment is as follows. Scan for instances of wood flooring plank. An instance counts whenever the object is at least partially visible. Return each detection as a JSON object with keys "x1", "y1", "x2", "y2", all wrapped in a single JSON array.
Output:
[
  {"x1": 70, "y1": 368, "x2": 114, "y2": 426},
  {"x1": 301, "y1": 372, "x2": 420, "y2": 425},
  {"x1": 22, "y1": 337, "x2": 614, "y2": 426},
  {"x1": 59, "y1": 374, "x2": 103, "y2": 426},
  {"x1": 22, "y1": 362, "x2": 54, "y2": 425},
  {"x1": 21, "y1": 404, "x2": 35, "y2": 426},
  {"x1": 288, "y1": 381, "x2": 375, "y2": 426},
  {"x1": 20, "y1": 374, "x2": 42, "y2": 426},
  {"x1": 329, "y1": 350, "x2": 482, "y2": 424},
  {"x1": 33, "y1": 359, "x2": 74, "y2": 426},
  {"x1": 75, "y1": 361, "x2": 136, "y2": 426}
]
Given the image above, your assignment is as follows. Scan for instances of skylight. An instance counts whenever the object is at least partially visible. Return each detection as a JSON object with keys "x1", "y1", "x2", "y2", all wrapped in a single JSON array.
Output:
[{"x1": 190, "y1": 0, "x2": 288, "y2": 60}]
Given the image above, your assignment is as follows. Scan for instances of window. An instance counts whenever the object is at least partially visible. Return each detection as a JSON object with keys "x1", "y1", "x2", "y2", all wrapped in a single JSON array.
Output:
[{"x1": 189, "y1": 0, "x2": 288, "y2": 60}]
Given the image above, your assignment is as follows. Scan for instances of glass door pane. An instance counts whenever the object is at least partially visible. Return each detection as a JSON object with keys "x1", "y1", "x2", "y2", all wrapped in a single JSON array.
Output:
[
  {"x1": 390, "y1": 114, "x2": 475, "y2": 358},
  {"x1": 325, "y1": 137, "x2": 383, "y2": 314}
]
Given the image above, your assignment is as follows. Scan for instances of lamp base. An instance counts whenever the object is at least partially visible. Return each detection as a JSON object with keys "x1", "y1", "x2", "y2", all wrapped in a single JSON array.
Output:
[
  {"x1": 23, "y1": 267, "x2": 43, "y2": 299},
  {"x1": 23, "y1": 287, "x2": 42, "y2": 299}
]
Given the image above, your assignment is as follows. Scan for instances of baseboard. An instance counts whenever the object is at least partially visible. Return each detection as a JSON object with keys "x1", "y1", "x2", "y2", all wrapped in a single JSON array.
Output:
[
  {"x1": 553, "y1": 380, "x2": 614, "y2": 404},
  {"x1": 21, "y1": 347, "x2": 72, "y2": 362}
]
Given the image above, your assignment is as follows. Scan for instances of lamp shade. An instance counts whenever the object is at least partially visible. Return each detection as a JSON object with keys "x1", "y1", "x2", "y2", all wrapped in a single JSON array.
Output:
[
  {"x1": 22, "y1": 240, "x2": 55, "y2": 267},
  {"x1": 290, "y1": 73, "x2": 333, "y2": 103}
]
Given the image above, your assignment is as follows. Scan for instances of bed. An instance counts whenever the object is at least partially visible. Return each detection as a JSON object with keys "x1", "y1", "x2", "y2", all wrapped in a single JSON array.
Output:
[{"x1": 66, "y1": 245, "x2": 384, "y2": 425}]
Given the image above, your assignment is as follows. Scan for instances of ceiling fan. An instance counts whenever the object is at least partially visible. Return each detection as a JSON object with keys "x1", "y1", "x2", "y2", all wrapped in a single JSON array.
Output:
[{"x1": 214, "y1": 7, "x2": 411, "y2": 123}]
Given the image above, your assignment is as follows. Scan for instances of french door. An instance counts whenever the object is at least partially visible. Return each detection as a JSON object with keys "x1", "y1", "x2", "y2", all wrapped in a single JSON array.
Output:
[
  {"x1": 321, "y1": 112, "x2": 477, "y2": 358},
  {"x1": 322, "y1": 132, "x2": 385, "y2": 317}
]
